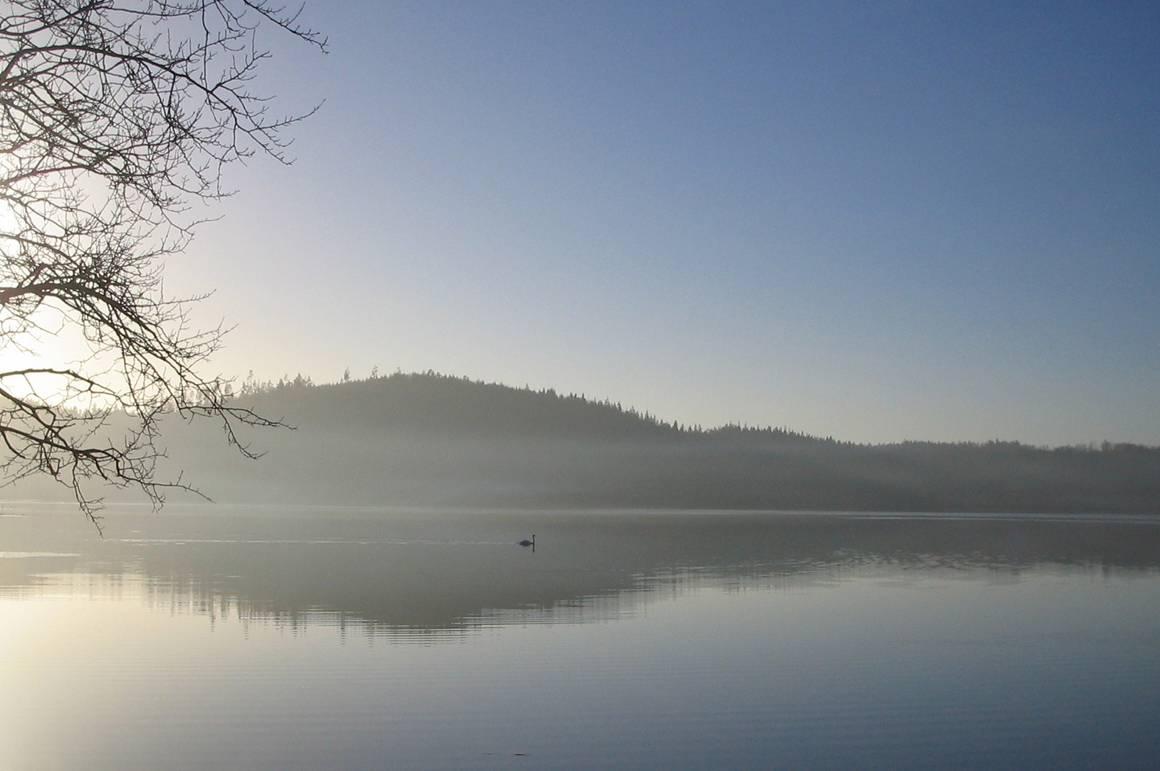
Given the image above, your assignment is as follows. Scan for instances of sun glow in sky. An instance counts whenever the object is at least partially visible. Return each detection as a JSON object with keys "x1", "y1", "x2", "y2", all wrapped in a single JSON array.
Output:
[
  {"x1": 0, "y1": 303, "x2": 114, "y2": 409},
  {"x1": 139, "y1": 1, "x2": 1159, "y2": 445}
]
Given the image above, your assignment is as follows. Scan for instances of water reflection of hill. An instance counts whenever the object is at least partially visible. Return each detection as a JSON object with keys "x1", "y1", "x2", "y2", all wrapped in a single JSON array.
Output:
[{"x1": 3, "y1": 509, "x2": 1160, "y2": 634}]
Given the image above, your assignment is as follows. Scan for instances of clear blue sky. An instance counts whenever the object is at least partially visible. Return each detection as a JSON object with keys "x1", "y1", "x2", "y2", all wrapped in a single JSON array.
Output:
[{"x1": 171, "y1": 0, "x2": 1160, "y2": 445}]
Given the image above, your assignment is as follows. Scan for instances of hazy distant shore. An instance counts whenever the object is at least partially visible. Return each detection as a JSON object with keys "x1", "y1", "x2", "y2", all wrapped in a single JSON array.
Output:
[{"x1": 8, "y1": 373, "x2": 1159, "y2": 515}]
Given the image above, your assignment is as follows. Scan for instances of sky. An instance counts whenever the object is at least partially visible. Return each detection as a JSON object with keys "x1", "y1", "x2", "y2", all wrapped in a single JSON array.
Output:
[{"x1": 166, "y1": 0, "x2": 1159, "y2": 446}]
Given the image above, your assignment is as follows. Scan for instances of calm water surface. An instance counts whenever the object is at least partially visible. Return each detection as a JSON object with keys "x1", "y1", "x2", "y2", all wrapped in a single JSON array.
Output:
[{"x1": 3, "y1": 506, "x2": 1160, "y2": 769}]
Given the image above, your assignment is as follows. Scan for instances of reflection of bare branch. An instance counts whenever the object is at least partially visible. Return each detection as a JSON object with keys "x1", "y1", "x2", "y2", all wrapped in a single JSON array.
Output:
[{"x1": 1, "y1": 2, "x2": 322, "y2": 528}]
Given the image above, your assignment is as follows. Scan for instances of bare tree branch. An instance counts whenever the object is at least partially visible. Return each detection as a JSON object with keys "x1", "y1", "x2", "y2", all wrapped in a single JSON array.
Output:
[{"x1": 1, "y1": 0, "x2": 322, "y2": 528}]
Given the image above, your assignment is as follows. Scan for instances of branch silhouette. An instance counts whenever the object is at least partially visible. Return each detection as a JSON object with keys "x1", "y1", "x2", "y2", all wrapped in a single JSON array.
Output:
[{"x1": 0, "y1": 1, "x2": 323, "y2": 529}]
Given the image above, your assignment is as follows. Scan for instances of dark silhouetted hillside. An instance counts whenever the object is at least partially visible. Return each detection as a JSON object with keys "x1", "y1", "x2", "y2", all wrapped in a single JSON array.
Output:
[{"x1": 8, "y1": 371, "x2": 1160, "y2": 513}]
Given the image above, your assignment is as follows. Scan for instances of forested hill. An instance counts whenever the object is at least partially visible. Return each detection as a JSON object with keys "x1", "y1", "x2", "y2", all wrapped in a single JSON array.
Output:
[
  {"x1": 237, "y1": 371, "x2": 826, "y2": 444},
  {"x1": 163, "y1": 371, "x2": 1160, "y2": 514},
  {"x1": 10, "y1": 372, "x2": 1160, "y2": 514}
]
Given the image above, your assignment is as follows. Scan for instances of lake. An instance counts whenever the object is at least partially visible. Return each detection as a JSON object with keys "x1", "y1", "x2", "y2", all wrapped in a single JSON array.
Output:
[{"x1": 3, "y1": 505, "x2": 1159, "y2": 769}]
